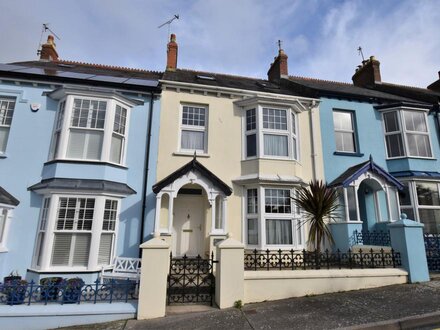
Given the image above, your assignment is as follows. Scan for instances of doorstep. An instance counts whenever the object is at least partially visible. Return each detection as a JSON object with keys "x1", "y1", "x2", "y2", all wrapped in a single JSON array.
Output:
[{"x1": 166, "y1": 304, "x2": 217, "y2": 315}]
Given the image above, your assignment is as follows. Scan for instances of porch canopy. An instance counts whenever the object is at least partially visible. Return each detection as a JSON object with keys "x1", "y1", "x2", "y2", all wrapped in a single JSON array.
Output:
[
  {"x1": 329, "y1": 156, "x2": 403, "y2": 225},
  {"x1": 152, "y1": 157, "x2": 232, "y2": 235}
]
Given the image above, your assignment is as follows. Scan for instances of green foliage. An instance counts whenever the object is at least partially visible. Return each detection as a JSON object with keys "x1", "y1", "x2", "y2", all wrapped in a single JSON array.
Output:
[
  {"x1": 292, "y1": 180, "x2": 339, "y2": 250},
  {"x1": 234, "y1": 300, "x2": 243, "y2": 309}
]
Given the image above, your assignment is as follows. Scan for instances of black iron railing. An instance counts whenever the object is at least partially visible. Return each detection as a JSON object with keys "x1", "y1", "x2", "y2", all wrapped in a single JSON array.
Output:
[
  {"x1": 424, "y1": 233, "x2": 440, "y2": 272},
  {"x1": 167, "y1": 253, "x2": 217, "y2": 305},
  {"x1": 244, "y1": 248, "x2": 401, "y2": 271},
  {"x1": 353, "y1": 230, "x2": 391, "y2": 246},
  {"x1": 0, "y1": 278, "x2": 137, "y2": 306}
]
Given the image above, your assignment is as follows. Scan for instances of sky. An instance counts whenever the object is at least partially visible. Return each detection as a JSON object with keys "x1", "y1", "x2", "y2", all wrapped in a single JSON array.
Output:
[{"x1": 0, "y1": 0, "x2": 439, "y2": 87}]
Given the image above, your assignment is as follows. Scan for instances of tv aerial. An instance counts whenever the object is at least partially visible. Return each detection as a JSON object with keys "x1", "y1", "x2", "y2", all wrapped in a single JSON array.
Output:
[
  {"x1": 37, "y1": 23, "x2": 61, "y2": 56},
  {"x1": 158, "y1": 14, "x2": 180, "y2": 38},
  {"x1": 357, "y1": 46, "x2": 365, "y2": 61}
]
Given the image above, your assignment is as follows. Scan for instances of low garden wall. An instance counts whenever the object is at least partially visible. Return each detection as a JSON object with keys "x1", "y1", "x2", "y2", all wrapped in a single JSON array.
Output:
[{"x1": 243, "y1": 268, "x2": 408, "y2": 304}]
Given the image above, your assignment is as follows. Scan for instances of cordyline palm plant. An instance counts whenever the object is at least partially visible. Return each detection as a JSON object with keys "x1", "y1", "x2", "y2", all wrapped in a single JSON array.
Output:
[{"x1": 292, "y1": 180, "x2": 339, "y2": 251}]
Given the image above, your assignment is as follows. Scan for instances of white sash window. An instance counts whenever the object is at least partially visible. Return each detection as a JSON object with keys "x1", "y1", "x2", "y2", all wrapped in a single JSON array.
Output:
[
  {"x1": 0, "y1": 97, "x2": 16, "y2": 154},
  {"x1": 180, "y1": 105, "x2": 208, "y2": 153}
]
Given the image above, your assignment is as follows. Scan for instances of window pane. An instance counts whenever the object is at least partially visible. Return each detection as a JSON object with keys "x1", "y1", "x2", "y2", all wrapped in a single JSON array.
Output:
[
  {"x1": 265, "y1": 189, "x2": 291, "y2": 213},
  {"x1": 263, "y1": 108, "x2": 287, "y2": 130},
  {"x1": 113, "y1": 105, "x2": 127, "y2": 135},
  {"x1": 51, "y1": 234, "x2": 72, "y2": 266},
  {"x1": 246, "y1": 109, "x2": 256, "y2": 131},
  {"x1": 103, "y1": 200, "x2": 118, "y2": 231},
  {"x1": 335, "y1": 132, "x2": 355, "y2": 152},
  {"x1": 264, "y1": 134, "x2": 288, "y2": 156},
  {"x1": 182, "y1": 106, "x2": 205, "y2": 126},
  {"x1": 110, "y1": 134, "x2": 123, "y2": 163},
  {"x1": 71, "y1": 98, "x2": 106, "y2": 129},
  {"x1": 181, "y1": 130, "x2": 204, "y2": 150},
  {"x1": 67, "y1": 130, "x2": 103, "y2": 160},
  {"x1": 72, "y1": 234, "x2": 91, "y2": 266},
  {"x1": 419, "y1": 209, "x2": 440, "y2": 234},
  {"x1": 407, "y1": 134, "x2": 431, "y2": 157},
  {"x1": 333, "y1": 111, "x2": 353, "y2": 131},
  {"x1": 266, "y1": 219, "x2": 292, "y2": 244},
  {"x1": 247, "y1": 189, "x2": 258, "y2": 214},
  {"x1": 246, "y1": 134, "x2": 257, "y2": 157},
  {"x1": 383, "y1": 112, "x2": 400, "y2": 132},
  {"x1": 0, "y1": 127, "x2": 10, "y2": 153},
  {"x1": 404, "y1": 111, "x2": 427, "y2": 132},
  {"x1": 98, "y1": 233, "x2": 113, "y2": 265},
  {"x1": 416, "y1": 182, "x2": 440, "y2": 206},
  {"x1": 398, "y1": 183, "x2": 411, "y2": 206},
  {"x1": 386, "y1": 134, "x2": 404, "y2": 157},
  {"x1": 247, "y1": 218, "x2": 258, "y2": 245},
  {"x1": 347, "y1": 187, "x2": 358, "y2": 220}
]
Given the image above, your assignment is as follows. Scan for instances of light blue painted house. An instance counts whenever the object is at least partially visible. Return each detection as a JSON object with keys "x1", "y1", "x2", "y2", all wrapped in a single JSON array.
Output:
[
  {"x1": 0, "y1": 36, "x2": 161, "y2": 282},
  {"x1": 286, "y1": 56, "x2": 440, "y2": 239}
]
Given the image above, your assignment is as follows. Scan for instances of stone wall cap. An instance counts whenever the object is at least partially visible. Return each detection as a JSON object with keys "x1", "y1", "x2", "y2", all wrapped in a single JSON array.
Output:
[
  {"x1": 387, "y1": 219, "x2": 424, "y2": 228},
  {"x1": 140, "y1": 237, "x2": 170, "y2": 249},
  {"x1": 217, "y1": 237, "x2": 245, "y2": 249}
]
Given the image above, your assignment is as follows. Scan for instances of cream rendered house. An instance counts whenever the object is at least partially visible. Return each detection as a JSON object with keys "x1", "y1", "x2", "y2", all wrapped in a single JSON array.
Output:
[{"x1": 153, "y1": 35, "x2": 324, "y2": 257}]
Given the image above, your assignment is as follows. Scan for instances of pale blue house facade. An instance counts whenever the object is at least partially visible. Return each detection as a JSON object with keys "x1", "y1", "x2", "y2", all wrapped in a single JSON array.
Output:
[
  {"x1": 287, "y1": 57, "x2": 440, "y2": 236},
  {"x1": 0, "y1": 57, "x2": 161, "y2": 282}
]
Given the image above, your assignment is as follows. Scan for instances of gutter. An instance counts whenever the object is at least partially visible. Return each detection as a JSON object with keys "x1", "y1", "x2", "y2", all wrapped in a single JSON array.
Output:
[{"x1": 139, "y1": 91, "x2": 155, "y2": 257}]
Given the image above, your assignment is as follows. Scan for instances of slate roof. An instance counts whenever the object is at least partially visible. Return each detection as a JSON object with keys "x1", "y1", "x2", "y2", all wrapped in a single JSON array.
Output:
[
  {"x1": 390, "y1": 170, "x2": 440, "y2": 179},
  {"x1": 0, "y1": 60, "x2": 161, "y2": 91},
  {"x1": 162, "y1": 69, "x2": 300, "y2": 96},
  {"x1": 329, "y1": 157, "x2": 403, "y2": 189},
  {"x1": 0, "y1": 186, "x2": 19, "y2": 206},
  {"x1": 286, "y1": 76, "x2": 428, "y2": 104},
  {"x1": 28, "y1": 178, "x2": 136, "y2": 196},
  {"x1": 367, "y1": 82, "x2": 440, "y2": 104},
  {"x1": 153, "y1": 157, "x2": 232, "y2": 196}
]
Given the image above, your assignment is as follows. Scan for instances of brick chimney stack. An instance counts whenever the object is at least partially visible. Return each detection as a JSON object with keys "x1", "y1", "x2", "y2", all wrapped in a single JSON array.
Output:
[
  {"x1": 39, "y1": 35, "x2": 59, "y2": 61},
  {"x1": 352, "y1": 56, "x2": 381, "y2": 87},
  {"x1": 427, "y1": 71, "x2": 440, "y2": 92},
  {"x1": 166, "y1": 34, "x2": 178, "y2": 71},
  {"x1": 267, "y1": 48, "x2": 288, "y2": 82}
]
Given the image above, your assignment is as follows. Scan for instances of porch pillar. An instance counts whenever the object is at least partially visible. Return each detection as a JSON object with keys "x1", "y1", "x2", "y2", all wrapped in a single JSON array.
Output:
[
  {"x1": 222, "y1": 197, "x2": 227, "y2": 232},
  {"x1": 215, "y1": 235, "x2": 244, "y2": 309},
  {"x1": 385, "y1": 185, "x2": 392, "y2": 221},
  {"x1": 154, "y1": 195, "x2": 161, "y2": 233},
  {"x1": 343, "y1": 188, "x2": 350, "y2": 222},
  {"x1": 167, "y1": 195, "x2": 174, "y2": 233},
  {"x1": 354, "y1": 185, "x2": 361, "y2": 221},
  {"x1": 388, "y1": 214, "x2": 429, "y2": 283},
  {"x1": 211, "y1": 195, "x2": 216, "y2": 232},
  {"x1": 137, "y1": 234, "x2": 170, "y2": 319}
]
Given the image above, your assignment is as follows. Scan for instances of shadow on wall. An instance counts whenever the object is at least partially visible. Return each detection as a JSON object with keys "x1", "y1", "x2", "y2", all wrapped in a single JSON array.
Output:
[{"x1": 119, "y1": 199, "x2": 142, "y2": 258}]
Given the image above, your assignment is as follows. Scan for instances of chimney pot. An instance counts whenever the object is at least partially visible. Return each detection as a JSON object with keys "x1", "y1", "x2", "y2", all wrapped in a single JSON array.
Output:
[
  {"x1": 267, "y1": 45, "x2": 288, "y2": 82},
  {"x1": 166, "y1": 33, "x2": 178, "y2": 71}
]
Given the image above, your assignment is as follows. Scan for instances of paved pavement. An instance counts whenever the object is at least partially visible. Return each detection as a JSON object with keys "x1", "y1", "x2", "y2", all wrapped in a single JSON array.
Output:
[{"x1": 60, "y1": 280, "x2": 440, "y2": 330}]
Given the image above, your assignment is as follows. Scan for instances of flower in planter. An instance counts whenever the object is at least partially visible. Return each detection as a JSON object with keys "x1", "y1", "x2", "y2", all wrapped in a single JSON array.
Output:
[
  {"x1": 1, "y1": 278, "x2": 28, "y2": 305},
  {"x1": 62, "y1": 278, "x2": 85, "y2": 304},
  {"x1": 40, "y1": 277, "x2": 63, "y2": 301}
]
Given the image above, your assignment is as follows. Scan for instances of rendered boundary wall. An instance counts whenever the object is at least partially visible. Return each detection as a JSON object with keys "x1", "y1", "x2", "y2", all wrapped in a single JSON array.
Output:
[
  {"x1": 244, "y1": 268, "x2": 408, "y2": 304},
  {"x1": 0, "y1": 302, "x2": 137, "y2": 330}
]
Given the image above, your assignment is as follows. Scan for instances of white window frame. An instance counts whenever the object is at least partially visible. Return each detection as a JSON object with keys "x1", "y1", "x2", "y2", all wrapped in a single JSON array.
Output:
[
  {"x1": 0, "y1": 205, "x2": 14, "y2": 253},
  {"x1": 49, "y1": 95, "x2": 131, "y2": 166},
  {"x1": 31, "y1": 194, "x2": 121, "y2": 272},
  {"x1": 0, "y1": 97, "x2": 16, "y2": 155},
  {"x1": 382, "y1": 109, "x2": 433, "y2": 159},
  {"x1": 243, "y1": 105, "x2": 299, "y2": 161},
  {"x1": 243, "y1": 186, "x2": 304, "y2": 250},
  {"x1": 178, "y1": 104, "x2": 208, "y2": 154},
  {"x1": 333, "y1": 110, "x2": 357, "y2": 153}
]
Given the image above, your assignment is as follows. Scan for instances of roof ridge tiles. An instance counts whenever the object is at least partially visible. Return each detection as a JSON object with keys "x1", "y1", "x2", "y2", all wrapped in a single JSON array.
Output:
[
  {"x1": 57, "y1": 59, "x2": 163, "y2": 75},
  {"x1": 288, "y1": 75, "x2": 353, "y2": 86},
  {"x1": 176, "y1": 68, "x2": 266, "y2": 81}
]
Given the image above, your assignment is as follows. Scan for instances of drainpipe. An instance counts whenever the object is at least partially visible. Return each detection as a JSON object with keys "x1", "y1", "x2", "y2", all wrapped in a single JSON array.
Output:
[
  {"x1": 139, "y1": 91, "x2": 155, "y2": 258},
  {"x1": 309, "y1": 100, "x2": 318, "y2": 181}
]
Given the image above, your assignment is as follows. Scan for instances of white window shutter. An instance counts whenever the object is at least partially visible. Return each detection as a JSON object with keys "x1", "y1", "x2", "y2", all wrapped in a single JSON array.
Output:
[
  {"x1": 110, "y1": 134, "x2": 123, "y2": 163},
  {"x1": 98, "y1": 233, "x2": 113, "y2": 265},
  {"x1": 72, "y1": 234, "x2": 91, "y2": 266},
  {"x1": 51, "y1": 234, "x2": 72, "y2": 266}
]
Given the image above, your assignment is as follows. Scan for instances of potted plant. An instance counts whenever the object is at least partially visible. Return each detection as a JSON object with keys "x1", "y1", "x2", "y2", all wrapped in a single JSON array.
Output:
[
  {"x1": 62, "y1": 278, "x2": 84, "y2": 304},
  {"x1": 2, "y1": 273, "x2": 28, "y2": 305},
  {"x1": 40, "y1": 277, "x2": 63, "y2": 301}
]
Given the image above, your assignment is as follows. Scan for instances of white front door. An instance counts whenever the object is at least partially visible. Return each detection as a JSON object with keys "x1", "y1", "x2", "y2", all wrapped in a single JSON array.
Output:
[{"x1": 173, "y1": 195, "x2": 204, "y2": 256}]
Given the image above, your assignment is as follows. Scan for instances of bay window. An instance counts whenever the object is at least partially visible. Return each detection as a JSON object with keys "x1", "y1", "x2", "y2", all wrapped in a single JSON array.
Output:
[
  {"x1": 48, "y1": 89, "x2": 135, "y2": 165},
  {"x1": 0, "y1": 97, "x2": 16, "y2": 154},
  {"x1": 245, "y1": 187, "x2": 303, "y2": 248},
  {"x1": 32, "y1": 194, "x2": 120, "y2": 271},
  {"x1": 180, "y1": 105, "x2": 207, "y2": 153},
  {"x1": 243, "y1": 105, "x2": 298, "y2": 160},
  {"x1": 382, "y1": 110, "x2": 432, "y2": 158}
]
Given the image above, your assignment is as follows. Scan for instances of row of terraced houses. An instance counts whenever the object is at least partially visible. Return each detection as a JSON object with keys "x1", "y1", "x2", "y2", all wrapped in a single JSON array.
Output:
[{"x1": 0, "y1": 34, "x2": 440, "y2": 326}]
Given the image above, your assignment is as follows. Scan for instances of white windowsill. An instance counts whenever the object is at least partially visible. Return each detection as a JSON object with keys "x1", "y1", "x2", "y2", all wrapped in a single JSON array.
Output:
[
  {"x1": 0, "y1": 247, "x2": 8, "y2": 253},
  {"x1": 173, "y1": 151, "x2": 210, "y2": 158}
]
